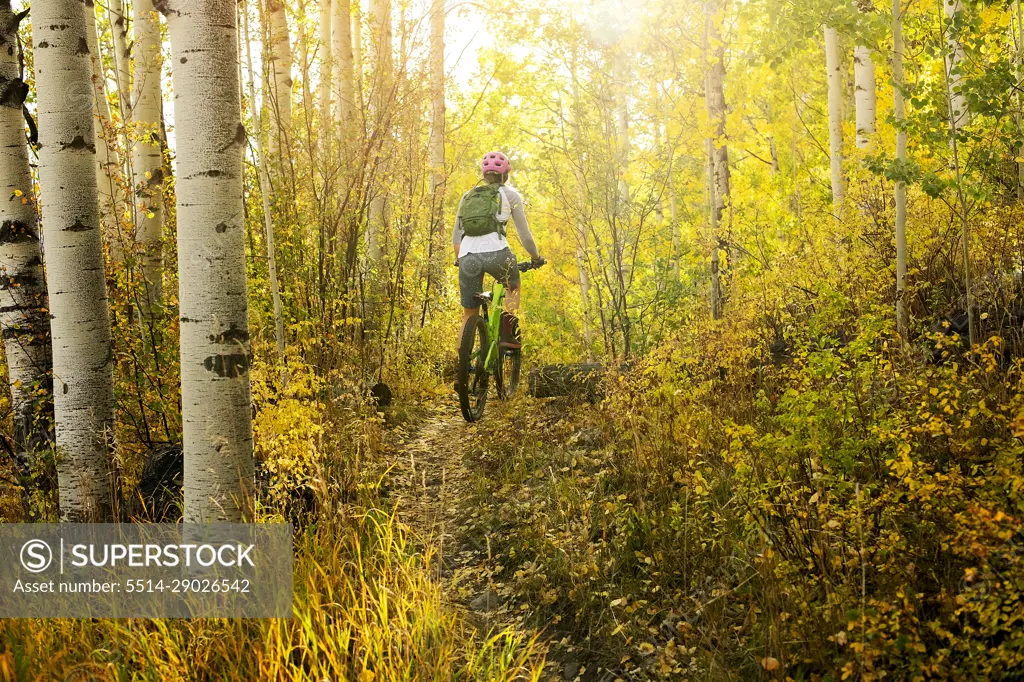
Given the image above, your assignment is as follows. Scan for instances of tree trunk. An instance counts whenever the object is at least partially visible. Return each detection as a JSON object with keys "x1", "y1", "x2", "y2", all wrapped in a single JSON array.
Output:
[
  {"x1": 528, "y1": 363, "x2": 604, "y2": 402},
  {"x1": 1016, "y1": 0, "x2": 1024, "y2": 200},
  {"x1": 266, "y1": 0, "x2": 293, "y2": 162},
  {"x1": 331, "y1": 0, "x2": 354, "y2": 132},
  {"x1": 854, "y1": 42, "x2": 876, "y2": 148},
  {"x1": 0, "y1": 2, "x2": 52, "y2": 455},
  {"x1": 109, "y1": 0, "x2": 131, "y2": 120},
  {"x1": 665, "y1": 100, "x2": 680, "y2": 283},
  {"x1": 941, "y1": 0, "x2": 976, "y2": 347},
  {"x1": 706, "y1": 1, "x2": 730, "y2": 224},
  {"x1": 244, "y1": 0, "x2": 288, "y2": 382},
  {"x1": 825, "y1": 25, "x2": 844, "y2": 212},
  {"x1": 133, "y1": 0, "x2": 165, "y2": 316},
  {"x1": 704, "y1": 3, "x2": 722, "y2": 319},
  {"x1": 317, "y1": 0, "x2": 332, "y2": 140},
  {"x1": 84, "y1": 0, "x2": 126, "y2": 266},
  {"x1": 364, "y1": 0, "x2": 390, "y2": 346},
  {"x1": 351, "y1": 2, "x2": 364, "y2": 126},
  {"x1": 421, "y1": 0, "x2": 445, "y2": 324},
  {"x1": 33, "y1": 0, "x2": 116, "y2": 521},
  {"x1": 893, "y1": 0, "x2": 908, "y2": 337},
  {"x1": 162, "y1": 0, "x2": 255, "y2": 522},
  {"x1": 708, "y1": 137, "x2": 721, "y2": 320},
  {"x1": 613, "y1": 45, "x2": 630, "y2": 327},
  {"x1": 366, "y1": 0, "x2": 391, "y2": 275},
  {"x1": 427, "y1": 0, "x2": 444, "y2": 196},
  {"x1": 945, "y1": 0, "x2": 967, "y2": 130}
]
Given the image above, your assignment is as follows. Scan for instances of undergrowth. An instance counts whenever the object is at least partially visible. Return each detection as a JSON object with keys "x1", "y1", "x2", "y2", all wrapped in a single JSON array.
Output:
[
  {"x1": 460, "y1": 297, "x2": 1024, "y2": 681},
  {"x1": 0, "y1": 358, "x2": 544, "y2": 681}
]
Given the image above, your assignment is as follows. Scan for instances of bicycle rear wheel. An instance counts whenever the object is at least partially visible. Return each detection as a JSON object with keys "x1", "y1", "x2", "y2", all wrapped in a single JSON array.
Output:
[
  {"x1": 496, "y1": 347, "x2": 522, "y2": 399},
  {"x1": 457, "y1": 314, "x2": 489, "y2": 422}
]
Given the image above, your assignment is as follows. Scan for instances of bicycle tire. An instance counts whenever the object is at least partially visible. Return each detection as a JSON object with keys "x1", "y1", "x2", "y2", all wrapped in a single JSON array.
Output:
[
  {"x1": 457, "y1": 314, "x2": 489, "y2": 422},
  {"x1": 496, "y1": 347, "x2": 522, "y2": 399}
]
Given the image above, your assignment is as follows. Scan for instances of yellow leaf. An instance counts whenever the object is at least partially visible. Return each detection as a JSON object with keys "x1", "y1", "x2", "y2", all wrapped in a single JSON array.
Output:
[
  {"x1": 358, "y1": 671, "x2": 375, "y2": 682},
  {"x1": 760, "y1": 656, "x2": 780, "y2": 671},
  {"x1": 638, "y1": 643, "x2": 655, "y2": 655},
  {"x1": 13, "y1": 189, "x2": 22, "y2": 197}
]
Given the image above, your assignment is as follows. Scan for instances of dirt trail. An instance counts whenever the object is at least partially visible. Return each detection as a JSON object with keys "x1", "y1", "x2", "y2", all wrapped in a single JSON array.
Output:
[
  {"x1": 386, "y1": 404, "x2": 516, "y2": 620},
  {"x1": 385, "y1": 403, "x2": 590, "y2": 681}
]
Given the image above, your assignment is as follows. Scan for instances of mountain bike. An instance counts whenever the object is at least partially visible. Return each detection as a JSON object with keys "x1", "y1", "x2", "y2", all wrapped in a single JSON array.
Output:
[{"x1": 456, "y1": 259, "x2": 546, "y2": 422}]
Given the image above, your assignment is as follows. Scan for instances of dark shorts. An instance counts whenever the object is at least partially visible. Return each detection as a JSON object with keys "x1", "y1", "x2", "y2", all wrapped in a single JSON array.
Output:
[{"x1": 458, "y1": 248, "x2": 520, "y2": 308}]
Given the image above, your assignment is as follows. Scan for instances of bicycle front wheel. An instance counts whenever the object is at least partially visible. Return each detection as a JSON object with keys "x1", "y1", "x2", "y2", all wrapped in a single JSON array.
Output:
[{"x1": 457, "y1": 314, "x2": 489, "y2": 422}]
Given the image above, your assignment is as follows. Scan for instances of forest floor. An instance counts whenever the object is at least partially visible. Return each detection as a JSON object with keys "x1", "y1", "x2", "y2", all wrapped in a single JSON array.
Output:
[{"x1": 384, "y1": 400, "x2": 609, "y2": 682}]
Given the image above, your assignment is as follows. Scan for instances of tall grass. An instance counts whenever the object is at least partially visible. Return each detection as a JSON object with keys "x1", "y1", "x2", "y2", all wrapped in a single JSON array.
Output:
[
  {"x1": 0, "y1": 363, "x2": 544, "y2": 681},
  {"x1": 0, "y1": 510, "x2": 543, "y2": 681}
]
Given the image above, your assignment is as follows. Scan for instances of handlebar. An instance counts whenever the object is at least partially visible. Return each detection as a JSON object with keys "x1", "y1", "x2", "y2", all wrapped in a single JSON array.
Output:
[{"x1": 518, "y1": 258, "x2": 547, "y2": 272}]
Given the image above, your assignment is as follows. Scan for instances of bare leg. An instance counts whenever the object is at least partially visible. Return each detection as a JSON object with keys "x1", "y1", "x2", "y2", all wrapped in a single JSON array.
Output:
[{"x1": 460, "y1": 307, "x2": 479, "y2": 337}]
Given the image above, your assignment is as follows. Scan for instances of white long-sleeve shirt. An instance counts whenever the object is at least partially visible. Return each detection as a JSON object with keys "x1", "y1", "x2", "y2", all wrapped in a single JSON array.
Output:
[{"x1": 451, "y1": 184, "x2": 540, "y2": 259}]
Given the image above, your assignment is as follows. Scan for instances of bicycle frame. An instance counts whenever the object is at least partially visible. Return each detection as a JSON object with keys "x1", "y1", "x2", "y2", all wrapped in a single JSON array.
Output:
[{"x1": 481, "y1": 282, "x2": 505, "y2": 372}]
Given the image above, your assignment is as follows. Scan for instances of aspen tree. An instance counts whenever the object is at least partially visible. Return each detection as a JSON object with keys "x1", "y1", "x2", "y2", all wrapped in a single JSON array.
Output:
[
  {"x1": 243, "y1": 0, "x2": 287, "y2": 379},
  {"x1": 825, "y1": 25, "x2": 845, "y2": 211},
  {"x1": 331, "y1": 0, "x2": 354, "y2": 129},
  {"x1": 109, "y1": 0, "x2": 131, "y2": 120},
  {"x1": 317, "y1": 0, "x2": 332, "y2": 141},
  {"x1": 893, "y1": 0, "x2": 908, "y2": 336},
  {"x1": 33, "y1": 0, "x2": 117, "y2": 520},
  {"x1": 0, "y1": 1, "x2": 51, "y2": 454},
  {"x1": 421, "y1": 0, "x2": 445, "y2": 325},
  {"x1": 266, "y1": 0, "x2": 294, "y2": 162},
  {"x1": 132, "y1": 0, "x2": 165, "y2": 314},
  {"x1": 84, "y1": 0, "x2": 126, "y2": 264},
  {"x1": 161, "y1": 0, "x2": 255, "y2": 522},
  {"x1": 854, "y1": 1, "x2": 876, "y2": 149}
]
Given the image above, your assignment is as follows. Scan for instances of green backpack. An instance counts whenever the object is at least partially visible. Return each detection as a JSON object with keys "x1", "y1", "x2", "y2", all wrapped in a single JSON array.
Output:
[{"x1": 459, "y1": 183, "x2": 507, "y2": 237}]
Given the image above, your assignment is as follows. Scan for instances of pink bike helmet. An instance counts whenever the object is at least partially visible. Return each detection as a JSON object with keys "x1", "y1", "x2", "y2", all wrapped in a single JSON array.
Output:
[{"x1": 481, "y1": 151, "x2": 511, "y2": 175}]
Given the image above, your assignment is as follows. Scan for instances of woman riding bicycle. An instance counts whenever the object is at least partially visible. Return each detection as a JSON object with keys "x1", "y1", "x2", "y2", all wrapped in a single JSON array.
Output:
[{"x1": 452, "y1": 152, "x2": 544, "y2": 349}]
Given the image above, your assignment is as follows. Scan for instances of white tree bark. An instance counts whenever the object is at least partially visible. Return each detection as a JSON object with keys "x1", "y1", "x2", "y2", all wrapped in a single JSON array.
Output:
[
  {"x1": 331, "y1": 0, "x2": 354, "y2": 132},
  {"x1": 825, "y1": 25, "x2": 844, "y2": 211},
  {"x1": 1016, "y1": 0, "x2": 1024, "y2": 200},
  {"x1": 366, "y1": 0, "x2": 391, "y2": 269},
  {"x1": 132, "y1": 0, "x2": 165, "y2": 314},
  {"x1": 33, "y1": 0, "x2": 116, "y2": 521},
  {"x1": 0, "y1": 2, "x2": 51, "y2": 453},
  {"x1": 894, "y1": 0, "x2": 908, "y2": 336},
  {"x1": 266, "y1": 0, "x2": 293, "y2": 160},
  {"x1": 707, "y1": 136, "x2": 721, "y2": 320},
  {"x1": 706, "y1": 2, "x2": 729, "y2": 223},
  {"x1": 704, "y1": 2, "x2": 723, "y2": 319},
  {"x1": 317, "y1": 0, "x2": 332, "y2": 140},
  {"x1": 427, "y1": 0, "x2": 444, "y2": 195},
  {"x1": 854, "y1": 44, "x2": 876, "y2": 148},
  {"x1": 109, "y1": 0, "x2": 132, "y2": 120},
  {"x1": 666, "y1": 102, "x2": 680, "y2": 284},
  {"x1": 614, "y1": 48, "x2": 629, "y2": 222},
  {"x1": 84, "y1": 0, "x2": 127, "y2": 264},
  {"x1": 351, "y1": 2, "x2": 364, "y2": 123},
  {"x1": 945, "y1": 0, "x2": 967, "y2": 130},
  {"x1": 162, "y1": 0, "x2": 254, "y2": 522},
  {"x1": 244, "y1": 0, "x2": 287, "y2": 380},
  {"x1": 422, "y1": 0, "x2": 445, "y2": 324}
]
